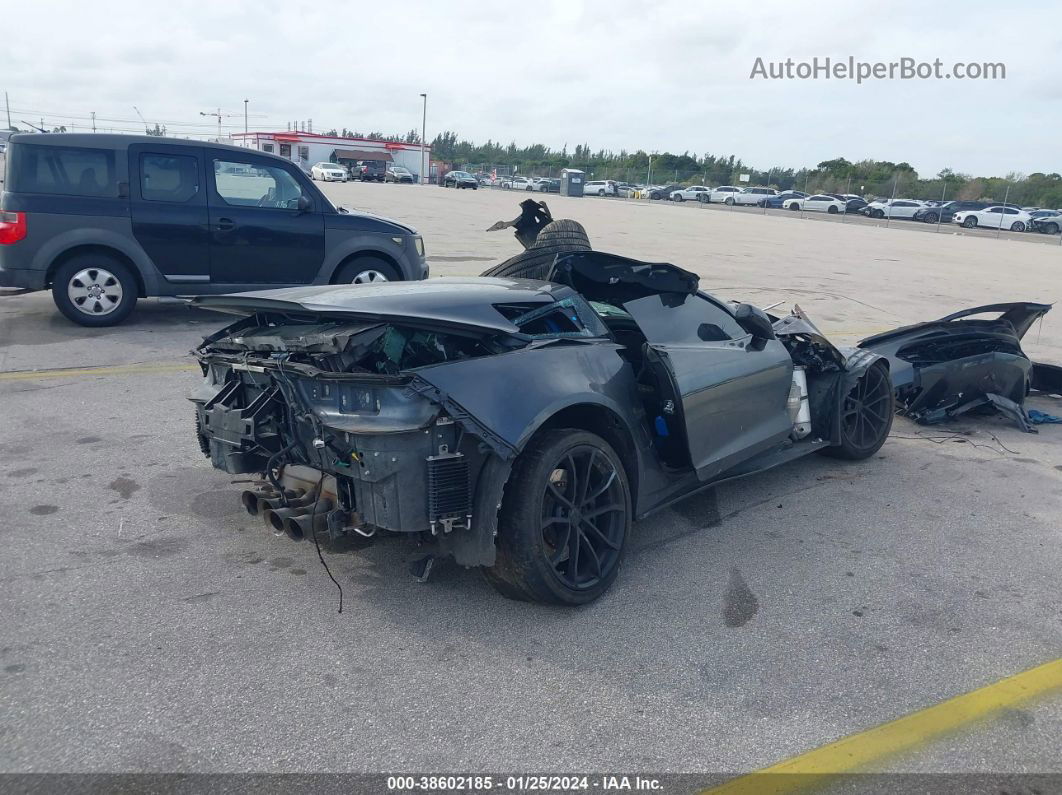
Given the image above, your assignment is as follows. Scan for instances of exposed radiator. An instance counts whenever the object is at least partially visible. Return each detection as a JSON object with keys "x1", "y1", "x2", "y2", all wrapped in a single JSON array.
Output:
[{"x1": 426, "y1": 453, "x2": 471, "y2": 534}]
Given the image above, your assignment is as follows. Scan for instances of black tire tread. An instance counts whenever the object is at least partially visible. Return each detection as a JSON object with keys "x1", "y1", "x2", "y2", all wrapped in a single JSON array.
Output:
[{"x1": 479, "y1": 219, "x2": 591, "y2": 281}]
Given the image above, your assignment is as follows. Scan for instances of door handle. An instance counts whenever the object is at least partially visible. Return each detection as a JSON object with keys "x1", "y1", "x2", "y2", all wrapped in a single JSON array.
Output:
[{"x1": 215, "y1": 218, "x2": 235, "y2": 231}]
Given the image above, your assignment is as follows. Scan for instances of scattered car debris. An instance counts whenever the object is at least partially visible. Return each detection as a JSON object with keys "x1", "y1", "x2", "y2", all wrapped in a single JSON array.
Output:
[
  {"x1": 859, "y1": 303, "x2": 1059, "y2": 433},
  {"x1": 190, "y1": 203, "x2": 894, "y2": 605}
]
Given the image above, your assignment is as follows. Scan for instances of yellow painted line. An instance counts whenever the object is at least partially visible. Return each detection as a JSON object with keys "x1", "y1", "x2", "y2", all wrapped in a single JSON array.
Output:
[
  {"x1": 705, "y1": 657, "x2": 1062, "y2": 795},
  {"x1": 0, "y1": 362, "x2": 197, "y2": 381}
]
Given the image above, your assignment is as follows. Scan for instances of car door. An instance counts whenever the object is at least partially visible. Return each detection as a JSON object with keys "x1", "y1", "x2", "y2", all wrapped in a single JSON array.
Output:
[
  {"x1": 128, "y1": 143, "x2": 210, "y2": 283},
  {"x1": 893, "y1": 201, "x2": 919, "y2": 219},
  {"x1": 624, "y1": 292, "x2": 794, "y2": 481},
  {"x1": 207, "y1": 151, "x2": 325, "y2": 285}
]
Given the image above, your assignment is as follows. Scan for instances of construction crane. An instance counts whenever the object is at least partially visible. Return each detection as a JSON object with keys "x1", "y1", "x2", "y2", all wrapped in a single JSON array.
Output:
[{"x1": 133, "y1": 105, "x2": 150, "y2": 134}]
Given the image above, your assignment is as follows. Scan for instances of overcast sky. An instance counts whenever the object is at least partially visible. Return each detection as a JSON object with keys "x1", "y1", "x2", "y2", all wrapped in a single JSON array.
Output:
[{"x1": 3, "y1": 0, "x2": 1058, "y2": 177}]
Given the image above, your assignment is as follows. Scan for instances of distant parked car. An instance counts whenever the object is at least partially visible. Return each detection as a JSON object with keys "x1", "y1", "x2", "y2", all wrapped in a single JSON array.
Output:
[
  {"x1": 443, "y1": 170, "x2": 479, "y2": 189},
  {"x1": 649, "y1": 184, "x2": 683, "y2": 200},
  {"x1": 732, "y1": 187, "x2": 778, "y2": 206},
  {"x1": 952, "y1": 205, "x2": 1032, "y2": 231},
  {"x1": 783, "y1": 194, "x2": 847, "y2": 213},
  {"x1": 618, "y1": 183, "x2": 643, "y2": 198},
  {"x1": 1030, "y1": 211, "x2": 1062, "y2": 234},
  {"x1": 707, "y1": 185, "x2": 744, "y2": 204},
  {"x1": 310, "y1": 162, "x2": 348, "y2": 182},
  {"x1": 670, "y1": 185, "x2": 711, "y2": 202},
  {"x1": 385, "y1": 166, "x2": 414, "y2": 183},
  {"x1": 838, "y1": 196, "x2": 868, "y2": 213},
  {"x1": 501, "y1": 176, "x2": 534, "y2": 190},
  {"x1": 584, "y1": 180, "x2": 616, "y2": 196},
  {"x1": 536, "y1": 178, "x2": 561, "y2": 193},
  {"x1": 912, "y1": 200, "x2": 988, "y2": 224},
  {"x1": 763, "y1": 190, "x2": 807, "y2": 209},
  {"x1": 354, "y1": 160, "x2": 386, "y2": 182},
  {"x1": 863, "y1": 199, "x2": 925, "y2": 220}
]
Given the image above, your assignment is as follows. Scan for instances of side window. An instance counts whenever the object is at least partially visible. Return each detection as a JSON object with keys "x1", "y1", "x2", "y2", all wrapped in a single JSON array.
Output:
[
  {"x1": 11, "y1": 144, "x2": 116, "y2": 197},
  {"x1": 279, "y1": 143, "x2": 291, "y2": 158},
  {"x1": 213, "y1": 159, "x2": 306, "y2": 210},
  {"x1": 140, "y1": 153, "x2": 198, "y2": 203},
  {"x1": 1004, "y1": 207, "x2": 1018, "y2": 215},
  {"x1": 986, "y1": 207, "x2": 1001, "y2": 214},
  {"x1": 623, "y1": 293, "x2": 746, "y2": 344},
  {"x1": 262, "y1": 144, "x2": 274, "y2": 153}
]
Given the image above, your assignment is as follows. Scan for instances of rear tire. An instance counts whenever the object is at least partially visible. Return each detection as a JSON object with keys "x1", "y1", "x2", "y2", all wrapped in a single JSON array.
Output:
[
  {"x1": 1011, "y1": 221, "x2": 1026, "y2": 232},
  {"x1": 924, "y1": 213, "x2": 939, "y2": 224},
  {"x1": 479, "y1": 219, "x2": 592, "y2": 281},
  {"x1": 725, "y1": 196, "x2": 735, "y2": 205},
  {"x1": 828, "y1": 205, "x2": 838, "y2": 214},
  {"x1": 51, "y1": 255, "x2": 138, "y2": 327},
  {"x1": 962, "y1": 216, "x2": 978, "y2": 228},
  {"x1": 484, "y1": 430, "x2": 631, "y2": 605}
]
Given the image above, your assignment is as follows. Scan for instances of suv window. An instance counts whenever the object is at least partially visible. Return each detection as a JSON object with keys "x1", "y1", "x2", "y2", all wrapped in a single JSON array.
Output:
[
  {"x1": 213, "y1": 158, "x2": 306, "y2": 209},
  {"x1": 11, "y1": 144, "x2": 116, "y2": 197},
  {"x1": 141, "y1": 153, "x2": 198, "y2": 203}
]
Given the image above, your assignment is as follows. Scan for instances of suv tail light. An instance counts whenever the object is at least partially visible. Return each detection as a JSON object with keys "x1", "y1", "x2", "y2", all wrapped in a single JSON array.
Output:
[{"x1": 0, "y1": 212, "x2": 27, "y2": 245}]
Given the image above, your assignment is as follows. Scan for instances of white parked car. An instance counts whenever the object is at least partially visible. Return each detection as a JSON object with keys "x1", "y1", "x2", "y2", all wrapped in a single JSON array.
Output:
[
  {"x1": 707, "y1": 185, "x2": 744, "y2": 204},
  {"x1": 670, "y1": 185, "x2": 711, "y2": 202},
  {"x1": 952, "y1": 205, "x2": 1033, "y2": 232},
  {"x1": 502, "y1": 176, "x2": 534, "y2": 190},
  {"x1": 732, "y1": 187, "x2": 779, "y2": 206},
  {"x1": 863, "y1": 199, "x2": 924, "y2": 220},
  {"x1": 783, "y1": 194, "x2": 848, "y2": 213},
  {"x1": 584, "y1": 180, "x2": 616, "y2": 196},
  {"x1": 310, "y1": 162, "x2": 348, "y2": 182}
]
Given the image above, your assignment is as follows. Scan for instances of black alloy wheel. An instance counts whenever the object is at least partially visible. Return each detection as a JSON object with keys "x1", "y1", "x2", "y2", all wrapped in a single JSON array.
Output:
[
  {"x1": 539, "y1": 445, "x2": 626, "y2": 592},
  {"x1": 486, "y1": 430, "x2": 631, "y2": 604},
  {"x1": 823, "y1": 362, "x2": 894, "y2": 460}
]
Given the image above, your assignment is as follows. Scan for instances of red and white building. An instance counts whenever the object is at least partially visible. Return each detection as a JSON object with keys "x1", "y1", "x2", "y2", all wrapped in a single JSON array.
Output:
[{"x1": 229, "y1": 131, "x2": 431, "y2": 180}]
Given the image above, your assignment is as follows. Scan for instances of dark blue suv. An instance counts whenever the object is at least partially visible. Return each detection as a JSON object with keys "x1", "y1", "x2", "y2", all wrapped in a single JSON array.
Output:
[{"x1": 0, "y1": 134, "x2": 427, "y2": 326}]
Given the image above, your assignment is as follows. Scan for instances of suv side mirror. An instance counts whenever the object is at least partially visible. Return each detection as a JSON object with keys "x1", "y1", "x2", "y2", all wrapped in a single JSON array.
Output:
[
  {"x1": 296, "y1": 194, "x2": 312, "y2": 214},
  {"x1": 734, "y1": 303, "x2": 776, "y2": 342}
]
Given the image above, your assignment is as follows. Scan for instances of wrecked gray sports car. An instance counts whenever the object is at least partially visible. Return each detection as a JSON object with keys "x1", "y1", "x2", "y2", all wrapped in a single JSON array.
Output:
[{"x1": 190, "y1": 242, "x2": 894, "y2": 604}]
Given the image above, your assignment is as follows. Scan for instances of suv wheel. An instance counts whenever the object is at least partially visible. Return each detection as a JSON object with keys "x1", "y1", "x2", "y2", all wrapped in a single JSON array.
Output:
[
  {"x1": 334, "y1": 257, "x2": 400, "y2": 284},
  {"x1": 485, "y1": 429, "x2": 631, "y2": 605},
  {"x1": 52, "y1": 255, "x2": 138, "y2": 327}
]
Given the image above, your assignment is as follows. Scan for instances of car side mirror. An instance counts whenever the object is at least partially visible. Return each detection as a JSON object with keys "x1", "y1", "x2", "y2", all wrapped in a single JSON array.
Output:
[
  {"x1": 296, "y1": 194, "x2": 312, "y2": 214},
  {"x1": 734, "y1": 303, "x2": 776, "y2": 343}
]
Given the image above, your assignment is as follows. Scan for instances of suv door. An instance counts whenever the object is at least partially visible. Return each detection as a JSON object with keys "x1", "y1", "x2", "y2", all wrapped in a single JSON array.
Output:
[
  {"x1": 129, "y1": 144, "x2": 210, "y2": 283},
  {"x1": 624, "y1": 292, "x2": 794, "y2": 480},
  {"x1": 207, "y1": 152, "x2": 324, "y2": 284}
]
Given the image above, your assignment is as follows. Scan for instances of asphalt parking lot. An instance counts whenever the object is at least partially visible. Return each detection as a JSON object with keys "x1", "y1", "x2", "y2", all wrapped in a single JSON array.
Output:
[{"x1": 1, "y1": 183, "x2": 1060, "y2": 783}]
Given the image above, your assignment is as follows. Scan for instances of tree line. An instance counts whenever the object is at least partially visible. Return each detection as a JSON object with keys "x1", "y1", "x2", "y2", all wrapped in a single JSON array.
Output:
[{"x1": 319, "y1": 128, "x2": 1062, "y2": 207}]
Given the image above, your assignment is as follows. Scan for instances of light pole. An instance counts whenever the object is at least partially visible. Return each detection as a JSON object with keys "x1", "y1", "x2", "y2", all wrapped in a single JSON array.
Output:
[
  {"x1": 419, "y1": 93, "x2": 427, "y2": 184},
  {"x1": 244, "y1": 99, "x2": 248, "y2": 134}
]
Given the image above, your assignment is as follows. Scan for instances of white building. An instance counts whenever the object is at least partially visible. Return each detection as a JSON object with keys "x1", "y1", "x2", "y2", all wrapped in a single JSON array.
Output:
[{"x1": 229, "y1": 131, "x2": 430, "y2": 179}]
